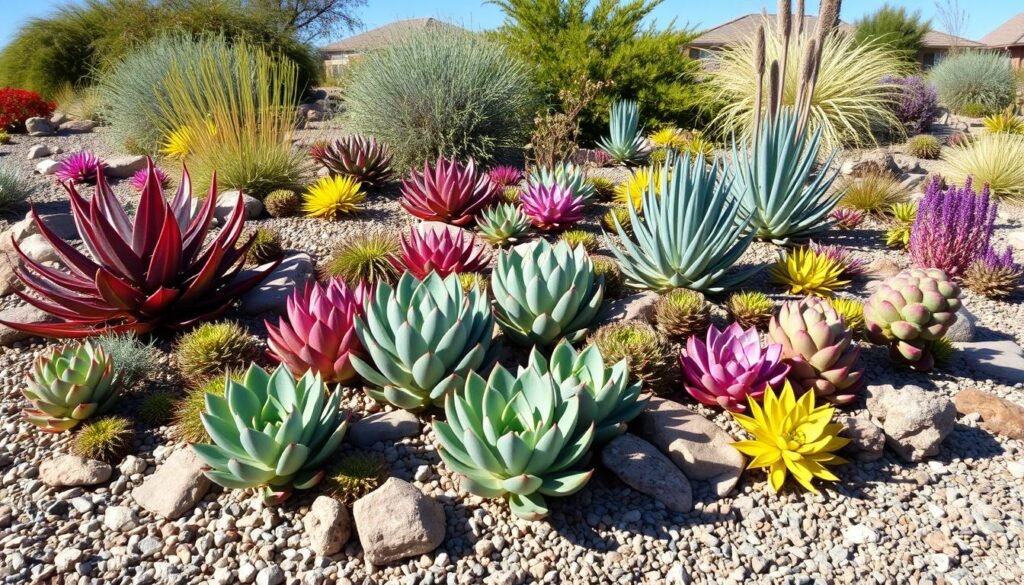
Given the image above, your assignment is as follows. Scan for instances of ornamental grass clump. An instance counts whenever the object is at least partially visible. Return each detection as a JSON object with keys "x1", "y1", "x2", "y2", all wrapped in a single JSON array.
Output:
[
  {"x1": 23, "y1": 340, "x2": 119, "y2": 432},
  {"x1": 838, "y1": 172, "x2": 907, "y2": 213},
  {"x1": 769, "y1": 247, "x2": 849, "y2": 297},
  {"x1": 598, "y1": 99, "x2": 646, "y2": 165},
  {"x1": 730, "y1": 381, "x2": 848, "y2": 493},
  {"x1": 909, "y1": 177, "x2": 996, "y2": 279},
  {"x1": 962, "y1": 246, "x2": 1023, "y2": 299},
  {"x1": 906, "y1": 134, "x2": 941, "y2": 159},
  {"x1": 303, "y1": 175, "x2": 366, "y2": 219},
  {"x1": 520, "y1": 183, "x2": 585, "y2": 231},
  {"x1": 94, "y1": 333, "x2": 157, "y2": 391},
  {"x1": 940, "y1": 133, "x2": 1024, "y2": 200},
  {"x1": 392, "y1": 224, "x2": 491, "y2": 279},
  {"x1": 322, "y1": 231, "x2": 401, "y2": 287},
  {"x1": 175, "y1": 322, "x2": 259, "y2": 384},
  {"x1": 401, "y1": 157, "x2": 498, "y2": 226},
  {"x1": 318, "y1": 135, "x2": 394, "y2": 185},
  {"x1": 679, "y1": 322, "x2": 789, "y2": 413},
  {"x1": 72, "y1": 416, "x2": 135, "y2": 464},
  {"x1": 0, "y1": 166, "x2": 33, "y2": 214},
  {"x1": 653, "y1": 289, "x2": 712, "y2": 339},
  {"x1": 559, "y1": 230, "x2": 599, "y2": 253},
  {"x1": 324, "y1": 453, "x2": 388, "y2": 504},
  {"x1": 929, "y1": 51, "x2": 1017, "y2": 115},
  {"x1": 725, "y1": 291, "x2": 774, "y2": 330},
  {"x1": 587, "y1": 320, "x2": 668, "y2": 389},
  {"x1": 476, "y1": 203, "x2": 531, "y2": 246},
  {"x1": 193, "y1": 365, "x2": 350, "y2": 504}
]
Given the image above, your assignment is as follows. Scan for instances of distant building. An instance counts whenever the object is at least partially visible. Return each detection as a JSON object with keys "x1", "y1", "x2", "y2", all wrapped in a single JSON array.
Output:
[
  {"x1": 981, "y1": 13, "x2": 1024, "y2": 70},
  {"x1": 320, "y1": 18, "x2": 462, "y2": 78}
]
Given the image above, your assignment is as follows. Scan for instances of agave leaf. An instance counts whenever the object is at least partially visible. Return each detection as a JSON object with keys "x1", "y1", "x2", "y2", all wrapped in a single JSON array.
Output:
[
  {"x1": 508, "y1": 492, "x2": 550, "y2": 520},
  {"x1": 538, "y1": 469, "x2": 593, "y2": 497}
]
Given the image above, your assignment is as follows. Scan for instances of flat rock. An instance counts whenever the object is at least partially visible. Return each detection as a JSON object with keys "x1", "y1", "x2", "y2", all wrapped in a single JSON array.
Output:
[
  {"x1": 50, "y1": 112, "x2": 68, "y2": 125},
  {"x1": 303, "y1": 496, "x2": 352, "y2": 556},
  {"x1": 349, "y1": 410, "x2": 421, "y2": 447},
  {"x1": 866, "y1": 384, "x2": 956, "y2": 462},
  {"x1": 216, "y1": 191, "x2": 264, "y2": 222},
  {"x1": 61, "y1": 120, "x2": 97, "y2": 133},
  {"x1": 131, "y1": 448, "x2": 211, "y2": 519},
  {"x1": 601, "y1": 433, "x2": 693, "y2": 512},
  {"x1": 25, "y1": 117, "x2": 55, "y2": 136},
  {"x1": 104, "y1": 155, "x2": 147, "y2": 179},
  {"x1": 8, "y1": 211, "x2": 78, "y2": 243},
  {"x1": 835, "y1": 415, "x2": 885, "y2": 462},
  {"x1": 39, "y1": 455, "x2": 112, "y2": 487},
  {"x1": 959, "y1": 340, "x2": 1024, "y2": 384},
  {"x1": 1, "y1": 233, "x2": 58, "y2": 297},
  {"x1": 945, "y1": 304, "x2": 976, "y2": 342},
  {"x1": 352, "y1": 478, "x2": 445, "y2": 565},
  {"x1": 238, "y1": 253, "x2": 313, "y2": 315},
  {"x1": 953, "y1": 388, "x2": 1024, "y2": 440},
  {"x1": 0, "y1": 305, "x2": 59, "y2": 346},
  {"x1": 26, "y1": 145, "x2": 51, "y2": 159},
  {"x1": 35, "y1": 159, "x2": 60, "y2": 175},
  {"x1": 103, "y1": 506, "x2": 138, "y2": 532},
  {"x1": 595, "y1": 291, "x2": 659, "y2": 327},
  {"x1": 865, "y1": 257, "x2": 902, "y2": 278},
  {"x1": 634, "y1": 397, "x2": 745, "y2": 497}
]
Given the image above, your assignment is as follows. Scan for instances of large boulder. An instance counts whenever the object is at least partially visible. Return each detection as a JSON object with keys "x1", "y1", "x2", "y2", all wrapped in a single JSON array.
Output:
[
  {"x1": 349, "y1": 411, "x2": 421, "y2": 447},
  {"x1": 953, "y1": 389, "x2": 1024, "y2": 440},
  {"x1": 216, "y1": 191, "x2": 264, "y2": 223},
  {"x1": 238, "y1": 253, "x2": 313, "y2": 315},
  {"x1": 945, "y1": 304, "x2": 976, "y2": 343},
  {"x1": 601, "y1": 433, "x2": 693, "y2": 512},
  {"x1": 104, "y1": 155, "x2": 147, "y2": 179},
  {"x1": 131, "y1": 448, "x2": 211, "y2": 520},
  {"x1": 39, "y1": 455, "x2": 112, "y2": 487},
  {"x1": 303, "y1": 496, "x2": 352, "y2": 556},
  {"x1": 25, "y1": 117, "x2": 55, "y2": 136},
  {"x1": 866, "y1": 384, "x2": 956, "y2": 462},
  {"x1": 352, "y1": 478, "x2": 445, "y2": 565}
]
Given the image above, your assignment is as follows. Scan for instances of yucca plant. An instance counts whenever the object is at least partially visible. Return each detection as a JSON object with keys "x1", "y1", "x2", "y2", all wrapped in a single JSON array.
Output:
[
  {"x1": 605, "y1": 154, "x2": 755, "y2": 293},
  {"x1": 322, "y1": 231, "x2": 401, "y2": 287},
  {"x1": 476, "y1": 202, "x2": 531, "y2": 246},
  {"x1": 22, "y1": 340, "x2": 119, "y2": 432},
  {"x1": 0, "y1": 163, "x2": 277, "y2": 337},
  {"x1": 982, "y1": 110, "x2": 1024, "y2": 135},
  {"x1": 527, "y1": 162, "x2": 596, "y2": 203},
  {"x1": 193, "y1": 365, "x2": 349, "y2": 504},
  {"x1": 597, "y1": 99, "x2": 646, "y2": 165},
  {"x1": 401, "y1": 157, "x2": 499, "y2": 226},
  {"x1": 940, "y1": 133, "x2": 1024, "y2": 200},
  {"x1": 318, "y1": 135, "x2": 394, "y2": 185}
]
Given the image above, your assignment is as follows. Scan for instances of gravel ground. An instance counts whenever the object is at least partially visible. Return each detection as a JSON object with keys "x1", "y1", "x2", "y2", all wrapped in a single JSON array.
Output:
[{"x1": 0, "y1": 123, "x2": 1022, "y2": 585}]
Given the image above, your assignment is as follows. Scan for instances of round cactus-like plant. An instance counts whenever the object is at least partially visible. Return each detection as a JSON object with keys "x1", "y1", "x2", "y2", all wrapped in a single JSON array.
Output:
[
  {"x1": 725, "y1": 291, "x2": 774, "y2": 330},
  {"x1": 602, "y1": 206, "x2": 632, "y2": 235},
  {"x1": 906, "y1": 134, "x2": 941, "y2": 160},
  {"x1": 653, "y1": 289, "x2": 712, "y2": 339},
  {"x1": 244, "y1": 227, "x2": 284, "y2": 265},
  {"x1": 587, "y1": 320, "x2": 668, "y2": 390},
  {"x1": 264, "y1": 189, "x2": 301, "y2": 218},
  {"x1": 323, "y1": 453, "x2": 388, "y2": 504},
  {"x1": 591, "y1": 255, "x2": 625, "y2": 299},
  {"x1": 71, "y1": 416, "x2": 135, "y2": 463},
  {"x1": 559, "y1": 229, "x2": 600, "y2": 253},
  {"x1": 174, "y1": 322, "x2": 258, "y2": 383}
]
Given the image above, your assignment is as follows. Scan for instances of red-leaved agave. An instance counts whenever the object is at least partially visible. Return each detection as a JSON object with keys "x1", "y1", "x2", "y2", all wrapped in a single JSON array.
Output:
[
  {"x1": 520, "y1": 183, "x2": 585, "y2": 231},
  {"x1": 400, "y1": 157, "x2": 498, "y2": 226},
  {"x1": 0, "y1": 160, "x2": 278, "y2": 337},
  {"x1": 391, "y1": 223, "x2": 491, "y2": 279},
  {"x1": 266, "y1": 279, "x2": 369, "y2": 384}
]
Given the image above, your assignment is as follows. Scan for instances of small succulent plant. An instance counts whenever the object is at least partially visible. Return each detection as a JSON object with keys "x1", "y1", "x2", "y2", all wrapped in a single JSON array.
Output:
[
  {"x1": 962, "y1": 245, "x2": 1023, "y2": 298},
  {"x1": 23, "y1": 341, "x2": 119, "y2": 432},
  {"x1": 928, "y1": 337, "x2": 956, "y2": 368},
  {"x1": 138, "y1": 390, "x2": 176, "y2": 427},
  {"x1": 602, "y1": 206, "x2": 632, "y2": 235},
  {"x1": 807, "y1": 241, "x2": 868, "y2": 277},
  {"x1": 55, "y1": 151, "x2": 106, "y2": 184},
  {"x1": 322, "y1": 231, "x2": 401, "y2": 287},
  {"x1": 614, "y1": 166, "x2": 661, "y2": 211},
  {"x1": 653, "y1": 288, "x2": 712, "y2": 339},
  {"x1": 319, "y1": 135, "x2": 394, "y2": 185},
  {"x1": 476, "y1": 202, "x2": 531, "y2": 246},
  {"x1": 884, "y1": 201, "x2": 918, "y2": 249},
  {"x1": 769, "y1": 247, "x2": 849, "y2": 297},
  {"x1": 488, "y1": 165, "x2": 524, "y2": 188},
  {"x1": 457, "y1": 272, "x2": 490, "y2": 294},
  {"x1": 71, "y1": 416, "x2": 135, "y2": 464},
  {"x1": 501, "y1": 186, "x2": 521, "y2": 204},
  {"x1": 559, "y1": 229, "x2": 599, "y2": 253},
  {"x1": 245, "y1": 227, "x2": 284, "y2": 265},
  {"x1": 303, "y1": 175, "x2": 366, "y2": 219},
  {"x1": 827, "y1": 297, "x2": 865, "y2": 334},
  {"x1": 591, "y1": 255, "x2": 625, "y2": 299},
  {"x1": 129, "y1": 166, "x2": 171, "y2": 191},
  {"x1": 828, "y1": 208, "x2": 865, "y2": 230},
  {"x1": 520, "y1": 183, "x2": 585, "y2": 231},
  {"x1": 527, "y1": 162, "x2": 596, "y2": 203},
  {"x1": 175, "y1": 322, "x2": 258, "y2": 383},
  {"x1": 982, "y1": 110, "x2": 1024, "y2": 135},
  {"x1": 598, "y1": 99, "x2": 646, "y2": 165},
  {"x1": 392, "y1": 224, "x2": 491, "y2": 279},
  {"x1": 401, "y1": 157, "x2": 498, "y2": 226},
  {"x1": 324, "y1": 453, "x2": 388, "y2": 504},
  {"x1": 587, "y1": 320, "x2": 668, "y2": 389},
  {"x1": 725, "y1": 291, "x2": 774, "y2": 330},
  {"x1": 588, "y1": 177, "x2": 616, "y2": 201},
  {"x1": 906, "y1": 134, "x2": 942, "y2": 159},
  {"x1": 264, "y1": 189, "x2": 301, "y2": 218}
]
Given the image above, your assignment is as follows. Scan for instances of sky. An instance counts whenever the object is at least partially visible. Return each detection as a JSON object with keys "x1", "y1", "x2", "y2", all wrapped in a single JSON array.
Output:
[{"x1": 0, "y1": 0, "x2": 1020, "y2": 48}]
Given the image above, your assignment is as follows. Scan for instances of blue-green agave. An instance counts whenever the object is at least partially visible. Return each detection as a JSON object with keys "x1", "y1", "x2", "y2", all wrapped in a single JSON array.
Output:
[
  {"x1": 529, "y1": 340, "x2": 648, "y2": 444},
  {"x1": 598, "y1": 99, "x2": 646, "y2": 165},
  {"x1": 476, "y1": 202, "x2": 531, "y2": 246},
  {"x1": 23, "y1": 340, "x2": 119, "y2": 432},
  {"x1": 605, "y1": 153, "x2": 756, "y2": 293},
  {"x1": 433, "y1": 362, "x2": 595, "y2": 520},
  {"x1": 731, "y1": 109, "x2": 844, "y2": 244},
  {"x1": 491, "y1": 239, "x2": 604, "y2": 347},
  {"x1": 527, "y1": 162, "x2": 596, "y2": 203},
  {"x1": 192, "y1": 364, "x2": 349, "y2": 504},
  {"x1": 351, "y1": 272, "x2": 496, "y2": 410}
]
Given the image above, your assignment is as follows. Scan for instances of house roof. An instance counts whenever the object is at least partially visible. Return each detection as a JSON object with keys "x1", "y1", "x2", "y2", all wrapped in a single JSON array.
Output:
[
  {"x1": 921, "y1": 30, "x2": 984, "y2": 49},
  {"x1": 321, "y1": 18, "x2": 460, "y2": 54},
  {"x1": 981, "y1": 13, "x2": 1024, "y2": 48}
]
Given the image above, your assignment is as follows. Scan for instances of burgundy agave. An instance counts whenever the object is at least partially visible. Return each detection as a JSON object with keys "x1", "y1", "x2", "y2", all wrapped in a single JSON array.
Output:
[
  {"x1": 319, "y1": 135, "x2": 393, "y2": 185},
  {"x1": 0, "y1": 160, "x2": 278, "y2": 337},
  {"x1": 828, "y1": 208, "x2": 864, "y2": 230},
  {"x1": 401, "y1": 157, "x2": 498, "y2": 226},
  {"x1": 391, "y1": 223, "x2": 491, "y2": 279},
  {"x1": 487, "y1": 165, "x2": 524, "y2": 188},
  {"x1": 520, "y1": 183, "x2": 585, "y2": 231},
  {"x1": 909, "y1": 177, "x2": 996, "y2": 279},
  {"x1": 55, "y1": 151, "x2": 106, "y2": 184}
]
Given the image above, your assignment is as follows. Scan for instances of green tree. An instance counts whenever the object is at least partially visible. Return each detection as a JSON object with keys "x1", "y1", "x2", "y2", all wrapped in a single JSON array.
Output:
[
  {"x1": 489, "y1": 0, "x2": 707, "y2": 140},
  {"x1": 854, "y1": 3, "x2": 931, "y2": 65}
]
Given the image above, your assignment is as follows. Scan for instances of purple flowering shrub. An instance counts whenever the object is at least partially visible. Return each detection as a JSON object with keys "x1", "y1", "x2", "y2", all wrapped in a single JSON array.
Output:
[
  {"x1": 883, "y1": 75, "x2": 940, "y2": 136},
  {"x1": 909, "y1": 177, "x2": 996, "y2": 278}
]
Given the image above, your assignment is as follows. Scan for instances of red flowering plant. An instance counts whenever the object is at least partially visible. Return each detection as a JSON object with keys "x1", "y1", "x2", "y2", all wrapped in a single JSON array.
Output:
[{"x1": 0, "y1": 88, "x2": 55, "y2": 132}]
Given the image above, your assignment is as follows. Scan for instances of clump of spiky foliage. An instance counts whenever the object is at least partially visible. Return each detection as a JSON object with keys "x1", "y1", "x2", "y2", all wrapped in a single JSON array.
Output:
[
  {"x1": 653, "y1": 289, "x2": 712, "y2": 339},
  {"x1": 982, "y1": 110, "x2": 1024, "y2": 135},
  {"x1": 615, "y1": 166, "x2": 662, "y2": 211},
  {"x1": 589, "y1": 177, "x2": 616, "y2": 201},
  {"x1": 323, "y1": 453, "x2": 388, "y2": 504},
  {"x1": 940, "y1": 133, "x2": 1024, "y2": 200},
  {"x1": 591, "y1": 255, "x2": 625, "y2": 299},
  {"x1": 476, "y1": 202, "x2": 531, "y2": 247},
  {"x1": 884, "y1": 201, "x2": 918, "y2": 249},
  {"x1": 138, "y1": 390, "x2": 176, "y2": 428},
  {"x1": 457, "y1": 272, "x2": 490, "y2": 295},
  {"x1": 174, "y1": 322, "x2": 258, "y2": 383},
  {"x1": 321, "y1": 231, "x2": 401, "y2": 287},
  {"x1": 928, "y1": 337, "x2": 955, "y2": 368},
  {"x1": 501, "y1": 186, "x2": 520, "y2": 204},
  {"x1": 828, "y1": 208, "x2": 865, "y2": 230},
  {"x1": 929, "y1": 51, "x2": 1017, "y2": 115},
  {"x1": 807, "y1": 241, "x2": 868, "y2": 277},
  {"x1": 245, "y1": 227, "x2": 284, "y2": 265},
  {"x1": 0, "y1": 166, "x2": 35, "y2": 214},
  {"x1": 602, "y1": 206, "x2": 632, "y2": 235},
  {"x1": 962, "y1": 246, "x2": 1023, "y2": 298},
  {"x1": 560, "y1": 230, "x2": 599, "y2": 253},
  {"x1": 55, "y1": 151, "x2": 106, "y2": 184},
  {"x1": 725, "y1": 291, "x2": 774, "y2": 330},
  {"x1": 587, "y1": 320, "x2": 667, "y2": 389},
  {"x1": 129, "y1": 166, "x2": 172, "y2": 192},
  {"x1": 906, "y1": 134, "x2": 941, "y2": 159},
  {"x1": 839, "y1": 172, "x2": 907, "y2": 213},
  {"x1": 303, "y1": 175, "x2": 366, "y2": 219},
  {"x1": 827, "y1": 297, "x2": 865, "y2": 334},
  {"x1": 71, "y1": 416, "x2": 135, "y2": 464},
  {"x1": 93, "y1": 333, "x2": 158, "y2": 391},
  {"x1": 769, "y1": 247, "x2": 850, "y2": 297},
  {"x1": 171, "y1": 374, "x2": 240, "y2": 444},
  {"x1": 264, "y1": 190, "x2": 301, "y2": 218}
]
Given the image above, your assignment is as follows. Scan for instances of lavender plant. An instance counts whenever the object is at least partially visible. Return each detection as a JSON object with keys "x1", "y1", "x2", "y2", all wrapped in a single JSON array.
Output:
[
  {"x1": 909, "y1": 177, "x2": 996, "y2": 279},
  {"x1": 882, "y1": 75, "x2": 939, "y2": 136}
]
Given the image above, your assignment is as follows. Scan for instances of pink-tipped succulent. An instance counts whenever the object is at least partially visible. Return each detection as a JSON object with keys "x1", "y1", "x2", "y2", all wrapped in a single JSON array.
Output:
[
  {"x1": 520, "y1": 183, "x2": 585, "y2": 231},
  {"x1": 319, "y1": 135, "x2": 394, "y2": 185},
  {"x1": 265, "y1": 279, "x2": 369, "y2": 384},
  {"x1": 55, "y1": 151, "x2": 106, "y2": 184},
  {"x1": 129, "y1": 166, "x2": 172, "y2": 192},
  {"x1": 829, "y1": 208, "x2": 865, "y2": 230},
  {"x1": 401, "y1": 157, "x2": 498, "y2": 226},
  {"x1": 488, "y1": 165, "x2": 524, "y2": 188},
  {"x1": 808, "y1": 240, "x2": 868, "y2": 277},
  {"x1": 391, "y1": 223, "x2": 491, "y2": 279},
  {"x1": 679, "y1": 322, "x2": 790, "y2": 412},
  {"x1": 309, "y1": 140, "x2": 329, "y2": 165}
]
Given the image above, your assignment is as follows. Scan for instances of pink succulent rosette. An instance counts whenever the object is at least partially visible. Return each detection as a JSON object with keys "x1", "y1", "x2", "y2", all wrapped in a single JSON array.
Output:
[
  {"x1": 401, "y1": 157, "x2": 498, "y2": 226},
  {"x1": 679, "y1": 322, "x2": 790, "y2": 412},
  {"x1": 520, "y1": 183, "x2": 584, "y2": 231},
  {"x1": 487, "y1": 165, "x2": 524, "y2": 188},
  {"x1": 392, "y1": 223, "x2": 490, "y2": 279}
]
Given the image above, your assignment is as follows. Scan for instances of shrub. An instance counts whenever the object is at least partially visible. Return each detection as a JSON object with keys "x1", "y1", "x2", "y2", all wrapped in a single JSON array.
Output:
[
  {"x1": 0, "y1": 87, "x2": 55, "y2": 132},
  {"x1": 303, "y1": 175, "x2": 366, "y2": 219},
  {"x1": 587, "y1": 320, "x2": 667, "y2": 389},
  {"x1": 94, "y1": 332, "x2": 158, "y2": 390},
  {"x1": 854, "y1": 4, "x2": 930, "y2": 63},
  {"x1": 139, "y1": 390, "x2": 176, "y2": 427},
  {"x1": 71, "y1": 416, "x2": 135, "y2": 463},
  {"x1": 906, "y1": 134, "x2": 941, "y2": 159},
  {"x1": 322, "y1": 231, "x2": 401, "y2": 287},
  {"x1": 52, "y1": 83, "x2": 102, "y2": 122},
  {"x1": 264, "y1": 189, "x2": 301, "y2": 218},
  {"x1": 174, "y1": 321, "x2": 258, "y2": 383},
  {"x1": 910, "y1": 177, "x2": 996, "y2": 279},
  {"x1": 883, "y1": 75, "x2": 939, "y2": 136},
  {"x1": 929, "y1": 51, "x2": 1017, "y2": 115},
  {"x1": 839, "y1": 172, "x2": 907, "y2": 212},
  {"x1": 0, "y1": 131, "x2": 8, "y2": 144},
  {"x1": 344, "y1": 28, "x2": 535, "y2": 170},
  {"x1": 323, "y1": 454, "x2": 388, "y2": 504},
  {"x1": 940, "y1": 133, "x2": 1024, "y2": 200},
  {"x1": 653, "y1": 289, "x2": 711, "y2": 339},
  {"x1": 529, "y1": 76, "x2": 607, "y2": 168},
  {"x1": 958, "y1": 102, "x2": 992, "y2": 118},
  {"x1": 0, "y1": 166, "x2": 34, "y2": 214},
  {"x1": 725, "y1": 291, "x2": 774, "y2": 330}
]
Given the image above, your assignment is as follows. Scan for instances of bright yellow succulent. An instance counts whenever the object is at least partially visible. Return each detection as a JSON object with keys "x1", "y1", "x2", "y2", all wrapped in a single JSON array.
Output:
[
  {"x1": 160, "y1": 120, "x2": 217, "y2": 160},
  {"x1": 303, "y1": 175, "x2": 366, "y2": 219},
  {"x1": 826, "y1": 297, "x2": 864, "y2": 333},
  {"x1": 731, "y1": 380, "x2": 849, "y2": 493},
  {"x1": 649, "y1": 128, "x2": 682, "y2": 149},
  {"x1": 768, "y1": 247, "x2": 849, "y2": 297},
  {"x1": 614, "y1": 166, "x2": 663, "y2": 211}
]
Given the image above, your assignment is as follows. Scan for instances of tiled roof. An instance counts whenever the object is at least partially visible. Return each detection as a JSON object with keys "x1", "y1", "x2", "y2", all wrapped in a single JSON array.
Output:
[
  {"x1": 981, "y1": 13, "x2": 1024, "y2": 48},
  {"x1": 321, "y1": 18, "x2": 460, "y2": 54},
  {"x1": 921, "y1": 30, "x2": 984, "y2": 48}
]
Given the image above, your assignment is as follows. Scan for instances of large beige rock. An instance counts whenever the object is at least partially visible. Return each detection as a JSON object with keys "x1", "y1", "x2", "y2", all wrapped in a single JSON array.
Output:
[
  {"x1": 303, "y1": 496, "x2": 352, "y2": 556},
  {"x1": 39, "y1": 455, "x2": 111, "y2": 487},
  {"x1": 601, "y1": 433, "x2": 692, "y2": 512},
  {"x1": 131, "y1": 448, "x2": 211, "y2": 519},
  {"x1": 0, "y1": 305, "x2": 59, "y2": 346},
  {"x1": 352, "y1": 478, "x2": 445, "y2": 565},
  {"x1": 866, "y1": 384, "x2": 956, "y2": 462}
]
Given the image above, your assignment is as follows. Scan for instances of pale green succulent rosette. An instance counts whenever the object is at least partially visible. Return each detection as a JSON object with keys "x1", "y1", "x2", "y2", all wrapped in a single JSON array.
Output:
[
  {"x1": 351, "y1": 271, "x2": 496, "y2": 410},
  {"x1": 23, "y1": 340, "x2": 119, "y2": 432},
  {"x1": 433, "y1": 364, "x2": 595, "y2": 520},
  {"x1": 491, "y1": 239, "x2": 604, "y2": 347},
  {"x1": 527, "y1": 161, "x2": 596, "y2": 203},
  {"x1": 192, "y1": 364, "x2": 349, "y2": 505}
]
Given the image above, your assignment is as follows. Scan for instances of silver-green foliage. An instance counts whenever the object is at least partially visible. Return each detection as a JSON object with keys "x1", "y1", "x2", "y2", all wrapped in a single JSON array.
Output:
[
  {"x1": 597, "y1": 99, "x2": 646, "y2": 165},
  {"x1": 477, "y1": 202, "x2": 531, "y2": 246},
  {"x1": 527, "y1": 161, "x2": 596, "y2": 203},
  {"x1": 491, "y1": 239, "x2": 604, "y2": 347},
  {"x1": 192, "y1": 364, "x2": 348, "y2": 505},
  {"x1": 433, "y1": 361, "x2": 594, "y2": 520},
  {"x1": 351, "y1": 272, "x2": 496, "y2": 410},
  {"x1": 730, "y1": 109, "x2": 843, "y2": 244},
  {"x1": 0, "y1": 166, "x2": 33, "y2": 214},
  {"x1": 929, "y1": 51, "x2": 1018, "y2": 114},
  {"x1": 94, "y1": 332, "x2": 158, "y2": 390},
  {"x1": 605, "y1": 153, "x2": 755, "y2": 293}
]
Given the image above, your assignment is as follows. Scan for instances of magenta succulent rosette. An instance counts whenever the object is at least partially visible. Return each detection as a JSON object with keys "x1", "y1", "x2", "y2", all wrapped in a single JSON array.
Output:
[
  {"x1": 520, "y1": 183, "x2": 585, "y2": 231},
  {"x1": 401, "y1": 157, "x2": 498, "y2": 226},
  {"x1": 265, "y1": 279, "x2": 369, "y2": 385},
  {"x1": 55, "y1": 151, "x2": 106, "y2": 184},
  {"x1": 679, "y1": 322, "x2": 790, "y2": 412},
  {"x1": 487, "y1": 165, "x2": 523, "y2": 188},
  {"x1": 129, "y1": 166, "x2": 171, "y2": 191},
  {"x1": 391, "y1": 223, "x2": 491, "y2": 279}
]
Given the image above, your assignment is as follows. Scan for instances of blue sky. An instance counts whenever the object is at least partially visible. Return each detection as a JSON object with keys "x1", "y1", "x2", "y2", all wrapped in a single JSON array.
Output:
[{"x1": 0, "y1": 0, "x2": 1020, "y2": 47}]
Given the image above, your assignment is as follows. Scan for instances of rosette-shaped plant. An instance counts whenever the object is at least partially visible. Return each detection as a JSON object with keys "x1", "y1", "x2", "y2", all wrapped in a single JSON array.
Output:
[
  {"x1": 129, "y1": 166, "x2": 171, "y2": 192},
  {"x1": 303, "y1": 175, "x2": 366, "y2": 219},
  {"x1": 476, "y1": 202, "x2": 531, "y2": 246},
  {"x1": 598, "y1": 99, "x2": 646, "y2": 165},
  {"x1": 769, "y1": 297, "x2": 862, "y2": 405},
  {"x1": 350, "y1": 272, "x2": 496, "y2": 410},
  {"x1": 488, "y1": 165, "x2": 523, "y2": 188},
  {"x1": 23, "y1": 340, "x2": 119, "y2": 432},
  {"x1": 679, "y1": 323, "x2": 789, "y2": 412},
  {"x1": 0, "y1": 162, "x2": 277, "y2": 337},
  {"x1": 401, "y1": 157, "x2": 498, "y2": 226},
  {"x1": 807, "y1": 241, "x2": 867, "y2": 277},
  {"x1": 769, "y1": 247, "x2": 849, "y2": 297},
  {"x1": 725, "y1": 291, "x2": 774, "y2": 330},
  {"x1": 963, "y1": 245, "x2": 1023, "y2": 298},
  {"x1": 491, "y1": 239, "x2": 604, "y2": 347},
  {"x1": 55, "y1": 151, "x2": 107, "y2": 184},
  {"x1": 266, "y1": 279, "x2": 368, "y2": 385},
  {"x1": 520, "y1": 182, "x2": 585, "y2": 231},
  {"x1": 864, "y1": 268, "x2": 962, "y2": 371},
  {"x1": 319, "y1": 135, "x2": 394, "y2": 185},
  {"x1": 433, "y1": 363, "x2": 595, "y2": 520},
  {"x1": 527, "y1": 162, "x2": 596, "y2": 203},
  {"x1": 192, "y1": 364, "x2": 349, "y2": 505},
  {"x1": 828, "y1": 208, "x2": 864, "y2": 230},
  {"x1": 614, "y1": 166, "x2": 663, "y2": 211},
  {"x1": 392, "y1": 224, "x2": 491, "y2": 279}
]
